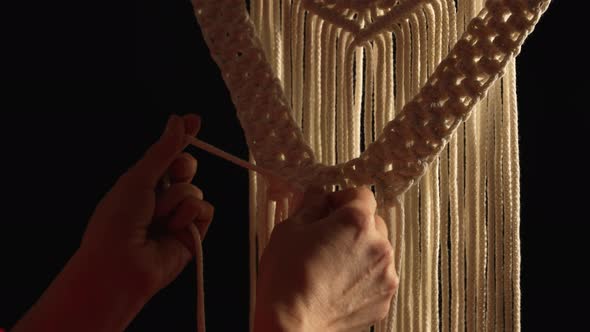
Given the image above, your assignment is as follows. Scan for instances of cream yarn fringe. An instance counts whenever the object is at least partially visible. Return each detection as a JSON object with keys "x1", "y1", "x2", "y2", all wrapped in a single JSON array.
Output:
[
  {"x1": 188, "y1": 0, "x2": 552, "y2": 331},
  {"x1": 248, "y1": 1, "x2": 522, "y2": 331}
]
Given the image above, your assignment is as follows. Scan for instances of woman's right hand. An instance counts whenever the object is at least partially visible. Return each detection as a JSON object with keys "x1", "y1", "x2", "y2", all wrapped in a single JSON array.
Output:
[{"x1": 254, "y1": 187, "x2": 399, "y2": 331}]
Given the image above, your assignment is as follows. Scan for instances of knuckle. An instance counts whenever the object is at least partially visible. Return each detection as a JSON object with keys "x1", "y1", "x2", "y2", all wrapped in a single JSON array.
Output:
[
  {"x1": 353, "y1": 186, "x2": 376, "y2": 206},
  {"x1": 341, "y1": 205, "x2": 372, "y2": 230},
  {"x1": 373, "y1": 239, "x2": 393, "y2": 262},
  {"x1": 191, "y1": 186, "x2": 204, "y2": 199},
  {"x1": 355, "y1": 186, "x2": 374, "y2": 200},
  {"x1": 383, "y1": 265, "x2": 400, "y2": 296},
  {"x1": 370, "y1": 240, "x2": 393, "y2": 260},
  {"x1": 200, "y1": 200, "x2": 215, "y2": 221},
  {"x1": 184, "y1": 196, "x2": 202, "y2": 210}
]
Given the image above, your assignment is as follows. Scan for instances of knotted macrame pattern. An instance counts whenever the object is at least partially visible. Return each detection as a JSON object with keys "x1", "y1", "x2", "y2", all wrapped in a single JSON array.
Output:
[{"x1": 189, "y1": 0, "x2": 551, "y2": 331}]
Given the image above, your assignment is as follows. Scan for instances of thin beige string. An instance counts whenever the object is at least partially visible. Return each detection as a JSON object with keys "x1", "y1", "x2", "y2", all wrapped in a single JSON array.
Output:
[
  {"x1": 494, "y1": 75, "x2": 505, "y2": 331},
  {"x1": 188, "y1": 224, "x2": 205, "y2": 332},
  {"x1": 508, "y1": 61, "x2": 522, "y2": 332},
  {"x1": 502, "y1": 61, "x2": 515, "y2": 332},
  {"x1": 248, "y1": 155, "x2": 257, "y2": 332},
  {"x1": 293, "y1": 0, "x2": 305, "y2": 127}
]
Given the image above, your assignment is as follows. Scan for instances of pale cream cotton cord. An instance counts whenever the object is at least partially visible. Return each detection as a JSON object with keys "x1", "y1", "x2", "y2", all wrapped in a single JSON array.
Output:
[{"x1": 188, "y1": 223, "x2": 205, "y2": 332}]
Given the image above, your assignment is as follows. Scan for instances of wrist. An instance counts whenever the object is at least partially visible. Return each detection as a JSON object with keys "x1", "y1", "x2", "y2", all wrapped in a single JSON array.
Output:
[
  {"x1": 254, "y1": 301, "x2": 309, "y2": 332},
  {"x1": 71, "y1": 247, "x2": 152, "y2": 305},
  {"x1": 12, "y1": 250, "x2": 150, "y2": 332}
]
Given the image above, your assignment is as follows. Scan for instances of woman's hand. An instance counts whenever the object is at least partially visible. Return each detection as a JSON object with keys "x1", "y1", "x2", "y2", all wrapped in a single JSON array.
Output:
[
  {"x1": 254, "y1": 187, "x2": 399, "y2": 332},
  {"x1": 79, "y1": 114, "x2": 214, "y2": 299},
  {"x1": 12, "y1": 114, "x2": 214, "y2": 332}
]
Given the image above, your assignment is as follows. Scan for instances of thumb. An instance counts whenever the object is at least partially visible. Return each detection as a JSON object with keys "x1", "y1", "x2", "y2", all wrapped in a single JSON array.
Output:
[
  {"x1": 126, "y1": 115, "x2": 187, "y2": 189},
  {"x1": 290, "y1": 186, "x2": 330, "y2": 224}
]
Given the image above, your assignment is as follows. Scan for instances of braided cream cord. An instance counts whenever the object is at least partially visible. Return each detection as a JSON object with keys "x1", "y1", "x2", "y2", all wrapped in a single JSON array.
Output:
[{"x1": 190, "y1": 0, "x2": 549, "y2": 331}]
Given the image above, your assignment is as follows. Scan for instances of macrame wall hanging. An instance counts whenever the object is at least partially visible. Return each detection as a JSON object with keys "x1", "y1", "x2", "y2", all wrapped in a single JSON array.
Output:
[{"x1": 188, "y1": 0, "x2": 551, "y2": 331}]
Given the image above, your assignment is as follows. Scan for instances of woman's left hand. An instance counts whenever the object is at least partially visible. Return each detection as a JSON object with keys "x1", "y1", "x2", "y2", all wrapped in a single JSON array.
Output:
[{"x1": 79, "y1": 114, "x2": 214, "y2": 300}]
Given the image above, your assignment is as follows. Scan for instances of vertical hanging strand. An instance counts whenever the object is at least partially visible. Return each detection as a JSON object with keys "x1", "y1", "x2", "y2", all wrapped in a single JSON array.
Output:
[
  {"x1": 292, "y1": 0, "x2": 305, "y2": 127},
  {"x1": 465, "y1": 96, "x2": 479, "y2": 332},
  {"x1": 417, "y1": 10, "x2": 428, "y2": 88},
  {"x1": 436, "y1": 2, "x2": 450, "y2": 332},
  {"x1": 343, "y1": 42, "x2": 355, "y2": 163},
  {"x1": 386, "y1": 203, "x2": 404, "y2": 332},
  {"x1": 420, "y1": 158, "x2": 433, "y2": 332},
  {"x1": 262, "y1": 0, "x2": 273, "y2": 64},
  {"x1": 449, "y1": 121, "x2": 460, "y2": 332},
  {"x1": 249, "y1": 8, "x2": 264, "y2": 247},
  {"x1": 309, "y1": 16, "x2": 323, "y2": 158},
  {"x1": 417, "y1": 7, "x2": 432, "y2": 332},
  {"x1": 324, "y1": 25, "x2": 338, "y2": 165},
  {"x1": 314, "y1": 19, "x2": 324, "y2": 160},
  {"x1": 424, "y1": 0, "x2": 444, "y2": 66},
  {"x1": 502, "y1": 61, "x2": 515, "y2": 332},
  {"x1": 274, "y1": 0, "x2": 283, "y2": 81},
  {"x1": 447, "y1": 0, "x2": 457, "y2": 49},
  {"x1": 363, "y1": 42, "x2": 375, "y2": 151},
  {"x1": 282, "y1": 0, "x2": 292, "y2": 102},
  {"x1": 457, "y1": 2, "x2": 467, "y2": 328},
  {"x1": 402, "y1": 16, "x2": 419, "y2": 331},
  {"x1": 485, "y1": 82, "x2": 499, "y2": 332},
  {"x1": 394, "y1": 204, "x2": 406, "y2": 332},
  {"x1": 336, "y1": 30, "x2": 351, "y2": 164},
  {"x1": 248, "y1": 156, "x2": 258, "y2": 332},
  {"x1": 508, "y1": 62, "x2": 521, "y2": 332},
  {"x1": 457, "y1": 0, "x2": 465, "y2": 36},
  {"x1": 477, "y1": 75, "x2": 489, "y2": 332},
  {"x1": 476, "y1": 0, "x2": 489, "y2": 318},
  {"x1": 393, "y1": 24, "x2": 405, "y2": 113},
  {"x1": 494, "y1": 78, "x2": 505, "y2": 332},
  {"x1": 409, "y1": 14, "x2": 420, "y2": 98},
  {"x1": 256, "y1": 178, "x2": 268, "y2": 261},
  {"x1": 320, "y1": 21, "x2": 334, "y2": 164},
  {"x1": 352, "y1": 42, "x2": 364, "y2": 159},
  {"x1": 390, "y1": 23, "x2": 408, "y2": 332},
  {"x1": 447, "y1": 3, "x2": 460, "y2": 331},
  {"x1": 266, "y1": 0, "x2": 280, "y2": 78},
  {"x1": 418, "y1": 10, "x2": 432, "y2": 331},
  {"x1": 426, "y1": 5, "x2": 442, "y2": 331},
  {"x1": 303, "y1": 13, "x2": 314, "y2": 147},
  {"x1": 375, "y1": 35, "x2": 386, "y2": 135},
  {"x1": 409, "y1": 13, "x2": 423, "y2": 331},
  {"x1": 403, "y1": 183, "x2": 415, "y2": 332},
  {"x1": 384, "y1": 32, "x2": 395, "y2": 124},
  {"x1": 473, "y1": 2, "x2": 488, "y2": 329}
]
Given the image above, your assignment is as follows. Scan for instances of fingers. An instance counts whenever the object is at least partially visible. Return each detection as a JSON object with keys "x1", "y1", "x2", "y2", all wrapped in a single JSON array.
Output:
[
  {"x1": 328, "y1": 186, "x2": 377, "y2": 214},
  {"x1": 183, "y1": 114, "x2": 201, "y2": 137},
  {"x1": 155, "y1": 183, "x2": 204, "y2": 217},
  {"x1": 291, "y1": 186, "x2": 330, "y2": 224},
  {"x1": 168, "y1": 198, "x2": 215, "y2": 236},
  {"x1": 167, "y1": 198, "x2": 215, "y2": 252},
  {"x1": 169, "y1": 152, "x2": 198, "y2": 184},
  {"x1": 125, "y1": 115, "x2": 187, "y2": 189},
  {"x1": 321, "y1": 187, "x2": 378, "y2": 232},
  {"x1": 325, "y1": 199, "x2": 376, "y2": 233},
  {"x1": 168, "y1": 114, "x2": 202, "y2": 183}
]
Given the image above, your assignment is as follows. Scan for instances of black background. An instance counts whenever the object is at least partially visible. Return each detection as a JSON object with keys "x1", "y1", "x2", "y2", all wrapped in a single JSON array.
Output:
[{"x1": 1, "y1": 0, "x2": 587, "y2": 330}]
